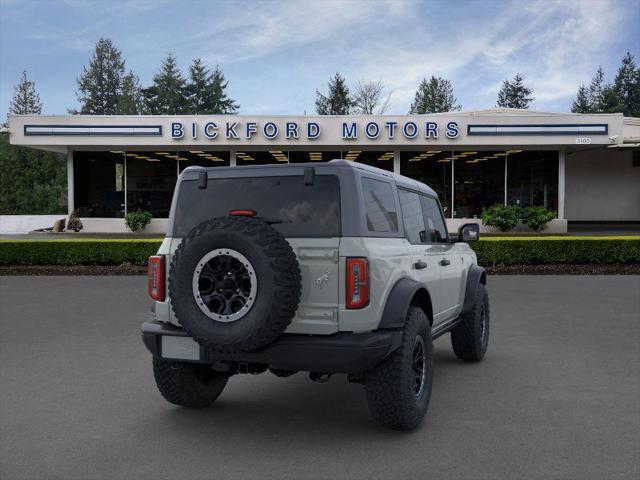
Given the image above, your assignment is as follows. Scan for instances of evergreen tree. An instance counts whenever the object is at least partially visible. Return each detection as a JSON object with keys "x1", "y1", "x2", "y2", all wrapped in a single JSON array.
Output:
[
  {"x1": 186, "y1": 58, "x2": 209, "y2": 114},
  {"x1": 9, "y1": 70, "x2": 42, "y2": 116},
  {"x1": 315, "y1": 73, "x2": 353, "y2": 115},
  {"x1": 116, "y1": 71, "x2": 144, "y2": 114},
  {"x1": 207, "y1": 65, "x2": 239, "y2": 114},
  {"x1": 613, "y1": 51, "x2": 640, "y2": 117},
  {"x1": 496, "y1": 73, "x2": 534, "y2": 109},
  {"x1": 143, "y1": 53, "x2": 188, "y2": 114},
  {"x1": 185, "y1": 59, "x2": 239, "y2": 114},
  {"x1": 571, "y1": 85, "x2": 591, "y2": 113},
  {"x1": 409, "y1": 76, "x2": 460, "y2": 114},
  {"x1": 587, "y1": 66, "x2": 607, "y2": 112},
  {"x1": 75, "y1": 37, "x2": 126, "y2": 114}
]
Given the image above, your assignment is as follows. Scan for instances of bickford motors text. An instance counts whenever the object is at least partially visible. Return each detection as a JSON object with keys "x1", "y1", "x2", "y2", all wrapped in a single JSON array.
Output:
[{"x1": 171, "y1": 120, "x2": 461, "y2": 141}]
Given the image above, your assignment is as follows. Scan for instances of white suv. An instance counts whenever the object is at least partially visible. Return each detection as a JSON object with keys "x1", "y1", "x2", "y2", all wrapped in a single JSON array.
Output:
[{"x1": 143, "y1": 160, "x2": 489, "y2": 430}]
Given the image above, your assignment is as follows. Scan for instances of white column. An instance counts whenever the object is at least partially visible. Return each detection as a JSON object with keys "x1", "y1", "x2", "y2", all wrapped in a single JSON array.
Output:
[
  {"x1": 66, "y1": 149, "x2": 74, "y2": 216},
  {"x1": 124, "y1": 155, "x2": 128, "y2": 216},
  {"x1": 558, "y1": 149, "x2": 566, "y2": 219},
  {"x1": 393, "y1": 150, "x2": 400, "y2": 174},
  {"x1": 504, "y1": 153, "x2": 508, "y2": 205},
  {"x1": 450, "y1": 153, "x2": 455, "y2": 218},
  {"x1": 229, "y1": 149, "x2": 236, "y2": 166}
]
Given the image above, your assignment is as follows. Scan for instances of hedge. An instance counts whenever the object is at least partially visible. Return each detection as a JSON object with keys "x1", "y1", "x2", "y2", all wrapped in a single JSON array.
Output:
[
  {"x1": 0, "y1": 240, "x2": 162, "y2": 266},
  {"x1": 472, "y1": 237, "x2": 640, "y2": 266},
  {"x1": 0, "y1": 237, "x2": 639, "y2": 267}
]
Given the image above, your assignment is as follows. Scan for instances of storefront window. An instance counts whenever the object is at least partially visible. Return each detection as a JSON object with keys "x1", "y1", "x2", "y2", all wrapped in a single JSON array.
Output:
[
  {"x1": 400, "y1": 151, "x2": 452, "y2": 216},
  {"x1": 73, "y1": 151, "x2": 125, "y2": 218},
  {"x1": 177, "y1": 151, "x2": 230, "y2": 172},
  {"x1": 348, "y1": 151, "x2": 394, "y2": 172},
  {"x1": 236, "y1": 150, "x2": 288, "y2": 165},
  {"x1": 453, "y1": 151, "x2": 505, "y2": 218},
  {"x1": 507, "y1": 150, "x2": 558, "y2": 213},
  {"x1": 288, "y1": 151, "x2": 342, "y2": 163},
  {"x1": 126, "y1": 153, "x2": 176, "y2": 217}
]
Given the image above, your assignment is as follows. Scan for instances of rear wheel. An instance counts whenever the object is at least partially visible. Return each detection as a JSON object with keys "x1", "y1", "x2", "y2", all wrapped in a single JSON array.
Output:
[
  {"x1": 153, "y1": 359, "x2": 228, "y2": 408},
  {"x1": 364, "y1": 306, "x2": 433, "y2": 430},
  {"x1": 451, "y1": 283, "x2": 490, "y2": 362}
]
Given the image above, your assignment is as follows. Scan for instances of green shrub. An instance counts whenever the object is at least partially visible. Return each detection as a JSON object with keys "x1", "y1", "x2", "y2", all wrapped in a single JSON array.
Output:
[
  {"x1": 471, "y1": 237, "x2": 640, "y2": 266},
  {"x1": 521, "y1": 206, "x2": 556, "y2": 232},
  {"x1": 0, "y1": 240, "x2": 161, "y2": 266},
  {"x1": 481, "y1": 205, "x2": 520, "y2": 232},
  {"x1": 125, "y1": 211, "x2": 153, "y2": 232}
]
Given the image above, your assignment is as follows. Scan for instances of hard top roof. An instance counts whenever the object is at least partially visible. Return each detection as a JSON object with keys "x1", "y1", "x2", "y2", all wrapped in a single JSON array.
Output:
[{"x1": 183, "y1": 159, "x2": 438, "y2": 197}]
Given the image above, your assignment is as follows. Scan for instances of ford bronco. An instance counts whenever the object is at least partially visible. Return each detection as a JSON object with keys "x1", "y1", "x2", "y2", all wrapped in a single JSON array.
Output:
[{"x1": 142, "y1": 160, "x2": 489, "y2": 430}]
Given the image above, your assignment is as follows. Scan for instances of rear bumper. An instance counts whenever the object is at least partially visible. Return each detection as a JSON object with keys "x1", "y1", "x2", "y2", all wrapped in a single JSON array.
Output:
[{"x1": 141, "y1": 320, "x2": 402, "y2": 374}]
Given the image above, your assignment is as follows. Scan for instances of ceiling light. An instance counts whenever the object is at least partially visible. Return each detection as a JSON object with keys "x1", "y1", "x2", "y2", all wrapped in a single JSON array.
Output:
[
  {"x1": 189, "y1": 150, "x2": 204, "y2": 154},
  {"x1": 146, "y1": 158, "x2": 160, "y2": 162},
  {"x1": 155, "y1": 152, "x2": 170, "y2": 155},
  {"x1": 427, "y1": 150, "x2": 442, "y2": 154},
  {"x1": 110, "y1": 150, "x2": 125, "y2": 154},
  {"x1": 506, "y1": 149, "x2": 523, "y2": 154},
  {"x1": 437, "y1": 159, "x2": 450, "y2": 163}
]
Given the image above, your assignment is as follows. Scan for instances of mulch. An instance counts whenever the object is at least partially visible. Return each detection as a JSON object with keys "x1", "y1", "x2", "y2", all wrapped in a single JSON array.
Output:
[{"x1": 1, "y1": 264, "x2": 639, "y2": 276}]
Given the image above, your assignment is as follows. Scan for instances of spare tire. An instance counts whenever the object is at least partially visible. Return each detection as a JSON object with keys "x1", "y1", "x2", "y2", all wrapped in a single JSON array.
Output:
[{"x1": 169, "y1": 216, "x2": 301, "y2": 353}]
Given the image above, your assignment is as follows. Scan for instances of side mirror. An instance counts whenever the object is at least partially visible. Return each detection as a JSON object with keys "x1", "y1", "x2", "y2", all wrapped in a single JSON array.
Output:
[{"x1": 458, "y1": 223, "x2": 480, "y2": 242}]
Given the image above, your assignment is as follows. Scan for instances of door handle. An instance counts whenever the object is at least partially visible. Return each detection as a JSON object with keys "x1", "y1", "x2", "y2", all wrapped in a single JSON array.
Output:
[
  {"x1": 439, "y1": 258, "x2": 451, "y2": 266},
  {"x1": 413, "y1": 260, "x2": 428, "y2": 270}
]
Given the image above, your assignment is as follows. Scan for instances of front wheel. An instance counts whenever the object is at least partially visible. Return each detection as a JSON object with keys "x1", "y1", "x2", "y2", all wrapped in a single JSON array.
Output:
[
  {"x1": 153, "y1": 359, "x2": 228, "y2": 408},
  {"x1": 451, "y1": 283, "x2": 490, "y2": 362},
  {"x1": 364, "y1": 306, "x2": 433, "y2": 430}
]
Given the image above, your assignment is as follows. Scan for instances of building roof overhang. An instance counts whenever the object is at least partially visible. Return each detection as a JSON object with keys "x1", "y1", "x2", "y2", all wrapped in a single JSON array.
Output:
[{"x1": 6, "y1": 110, "x2": 631, "y2": 153}]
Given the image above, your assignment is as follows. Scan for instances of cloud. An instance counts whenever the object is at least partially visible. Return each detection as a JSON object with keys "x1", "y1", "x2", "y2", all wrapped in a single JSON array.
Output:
[{"x1": 1, "y1": 0, "x2": 637, "y2": 115}]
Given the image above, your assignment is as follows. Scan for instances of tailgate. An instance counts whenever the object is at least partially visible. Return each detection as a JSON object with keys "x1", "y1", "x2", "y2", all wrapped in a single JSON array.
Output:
[{"x1": 285, "y1": 238, "x2": 340, "y2": 335}]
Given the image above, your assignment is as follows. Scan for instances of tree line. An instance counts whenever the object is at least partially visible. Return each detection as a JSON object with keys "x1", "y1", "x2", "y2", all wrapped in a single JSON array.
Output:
[
  {"x1": 71, "y1": 37, "x2": 239, "y2": 115},
  {"x1": 314, "y1": 53, "x2": 638, "y2": 116},
  {"x1": 1, "y1": 37, "x2": 639, "y2": 215}
]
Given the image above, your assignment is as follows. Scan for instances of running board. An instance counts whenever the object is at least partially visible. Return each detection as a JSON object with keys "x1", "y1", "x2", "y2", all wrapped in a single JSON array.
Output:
[{"x1": 431, "y1": 317, "x2": 461, "y2": 339}]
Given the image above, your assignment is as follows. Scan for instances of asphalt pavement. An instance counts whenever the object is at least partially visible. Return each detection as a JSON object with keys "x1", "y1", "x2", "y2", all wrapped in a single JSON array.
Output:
[{"x1": 0, "y1": 275, "x2": 638, "y2": 480}]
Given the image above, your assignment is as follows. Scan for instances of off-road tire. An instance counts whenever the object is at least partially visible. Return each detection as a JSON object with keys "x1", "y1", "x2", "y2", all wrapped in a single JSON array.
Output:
[
  {"x1": 451, "y1": 283, "x2": 490, "y2": 362},
  {"x1": 364, "y1": 306, "x2": 433, "y2": 430},
  {"x1": 170, "y1": 216, "x2": 301, "y2": 353},
  {"x1": 153, "y1": 359, "x2": 228, "y2": 408}
]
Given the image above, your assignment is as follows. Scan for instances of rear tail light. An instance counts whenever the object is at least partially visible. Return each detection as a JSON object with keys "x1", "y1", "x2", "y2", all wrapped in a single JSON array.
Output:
[
  {"x1": 229, "y1": 209, "x2": 256, "y2": 217},
  {"x1": 148, "y1": 255, "x2": 165, "y2": 301},
  {"x1": 346, "y1": 257, "x2": 369, "y2": 309}
]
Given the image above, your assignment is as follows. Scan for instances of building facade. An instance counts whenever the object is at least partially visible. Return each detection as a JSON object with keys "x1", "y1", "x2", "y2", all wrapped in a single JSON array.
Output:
[{"x1": 8, "y1": 109, "x2": 640, "y2": 233}]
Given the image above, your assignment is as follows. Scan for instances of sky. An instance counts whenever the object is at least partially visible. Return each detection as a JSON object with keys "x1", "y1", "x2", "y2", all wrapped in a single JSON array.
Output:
[{"x1": 0, "y1": 0, "x2": 638, "y2": 117}]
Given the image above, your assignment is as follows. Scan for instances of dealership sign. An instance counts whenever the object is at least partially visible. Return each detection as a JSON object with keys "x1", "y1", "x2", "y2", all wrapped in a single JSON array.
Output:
[{"x1": 170, "y1": 120, "x2": 461, "y2": 141}]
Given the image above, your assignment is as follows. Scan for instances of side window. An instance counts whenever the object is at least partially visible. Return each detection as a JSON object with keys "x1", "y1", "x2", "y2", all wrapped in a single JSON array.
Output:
[
  {"x1": 420, "y1": 195, "x2": 449, "y2": 243},
  {"x1": 398, "y1": 189, "x2": 427, "y2": 243},
  {"x1": 361, "y1": 177, "x2": 398, "y2": 233}
]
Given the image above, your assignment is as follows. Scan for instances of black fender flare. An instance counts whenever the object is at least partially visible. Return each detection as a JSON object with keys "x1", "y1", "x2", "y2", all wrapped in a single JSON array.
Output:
[
  {"x1": 461, "y1": 265, "x2": 486, "y2": 315},
  {"x1": 378, "y1": 278, "x2": 432, "y2": 330}
]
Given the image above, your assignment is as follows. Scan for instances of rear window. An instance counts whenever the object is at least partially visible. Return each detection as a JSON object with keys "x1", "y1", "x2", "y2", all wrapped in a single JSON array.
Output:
[{"x1": 173, "y1": 175, "x2": 341, "y2": 237}]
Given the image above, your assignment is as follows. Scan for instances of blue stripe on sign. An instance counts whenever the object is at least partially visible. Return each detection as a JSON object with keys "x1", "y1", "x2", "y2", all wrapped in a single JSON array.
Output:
[
  {"x1": 24, "y1": 125, "x2": 163, "y2": 137},
  {"x1": 467, "y1": 124, "x2": 608, "y2": 136}
]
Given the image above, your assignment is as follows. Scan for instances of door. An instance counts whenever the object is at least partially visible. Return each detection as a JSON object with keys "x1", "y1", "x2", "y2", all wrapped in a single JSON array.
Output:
[
  {"x1": 397, "y1": 189, "x2": 444, "y2": 320},
  {"x1": 420, "y1": 195, "x2": 462, "y2": 322}
]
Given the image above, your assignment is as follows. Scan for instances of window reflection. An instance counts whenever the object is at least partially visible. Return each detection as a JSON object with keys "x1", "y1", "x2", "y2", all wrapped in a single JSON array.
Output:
[
  {"x1": 507, "y1": 150, "x2": 558, "y2": 213},
  {"x1": 400, "y1": 151, "x2": 452, "y2": 215},
  {"x1": 453, "y1": 151, "x2": 504, "y2": 218}
]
